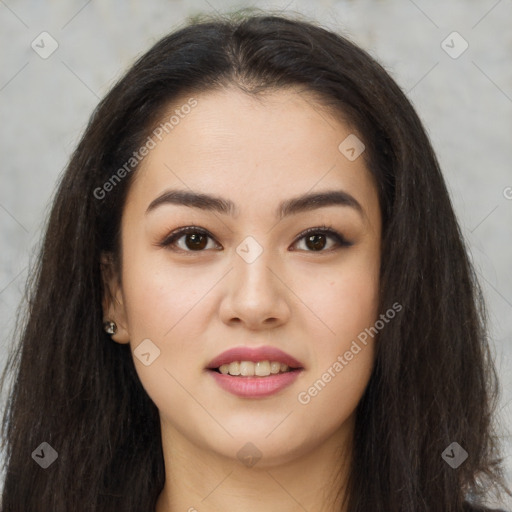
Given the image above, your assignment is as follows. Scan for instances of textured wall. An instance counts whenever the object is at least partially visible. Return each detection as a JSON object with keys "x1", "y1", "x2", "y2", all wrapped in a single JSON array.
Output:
[{"x1": 0, "y1": 0, "x2": 510, "y2": 506}]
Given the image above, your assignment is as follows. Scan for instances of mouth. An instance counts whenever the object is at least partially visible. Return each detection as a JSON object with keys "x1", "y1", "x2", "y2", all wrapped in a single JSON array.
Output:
[
  {"x1": 205, "y1": 345, "x2": 304, "y2": 397},
  {"x1": 207, "y1": 359, "x2": 304, "y2": 398},
  {"x1": 208, "y1": 360, "x2": 302, "y2": 377},
  {"x1": 206, "y1": 345, "x2": 305, "y2": 376}
]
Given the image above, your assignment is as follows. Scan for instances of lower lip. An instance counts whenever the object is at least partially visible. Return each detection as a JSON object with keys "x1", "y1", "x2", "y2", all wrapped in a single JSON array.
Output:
[{"x1": 208, "y1": 369, "x2": 303, "y2": 398}]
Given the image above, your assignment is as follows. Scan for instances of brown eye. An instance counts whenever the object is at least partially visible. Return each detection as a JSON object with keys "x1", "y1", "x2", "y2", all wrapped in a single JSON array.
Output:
[
  {"x1": 159, "y1": 225, "x2": 352, "y2": 254},
  {"x1": 293, "y1": 226, "x2": 352, "y2": 252},
  {"x1": 304, "y1": 233, "x2": 329, "y2": 251},
  {"x1": 159, "y1": 227, "x2": 219, "y2": 252},
  {"x1": 181, "y1": 232, "x2": 209, "y2": 250}
]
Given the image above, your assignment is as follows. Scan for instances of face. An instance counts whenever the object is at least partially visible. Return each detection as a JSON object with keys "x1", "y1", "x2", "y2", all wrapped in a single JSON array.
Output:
[{"x1": 102, "y1": 86, "x2": 381, "y2": 468}]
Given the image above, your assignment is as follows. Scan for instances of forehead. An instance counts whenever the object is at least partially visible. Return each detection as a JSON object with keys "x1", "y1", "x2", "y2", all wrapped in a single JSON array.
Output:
[
  {"x1": 125, "y1": 86, "x2": 378, "y2": 224},
  {"x1": 150, "y1": 86, "x2": 352, "y2": 159}
]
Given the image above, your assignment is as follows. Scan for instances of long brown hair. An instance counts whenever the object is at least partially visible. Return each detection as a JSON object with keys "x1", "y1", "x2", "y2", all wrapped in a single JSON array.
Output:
[{"x1": 1, "y1": 9, "x2": 510, "y2": 511}]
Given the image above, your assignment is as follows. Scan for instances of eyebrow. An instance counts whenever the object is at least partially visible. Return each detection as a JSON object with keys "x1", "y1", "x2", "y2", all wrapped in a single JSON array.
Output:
[{"x1": 145, "y1": 188, "x2": 364, "y2": 220}]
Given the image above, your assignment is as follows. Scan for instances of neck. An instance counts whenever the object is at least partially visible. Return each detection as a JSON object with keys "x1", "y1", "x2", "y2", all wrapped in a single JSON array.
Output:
[{"x1": 155, "y1": 415, "x2": 354, "y2": 512}]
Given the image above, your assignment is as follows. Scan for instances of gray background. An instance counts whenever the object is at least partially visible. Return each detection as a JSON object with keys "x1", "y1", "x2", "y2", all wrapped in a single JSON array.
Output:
[{"x1": 0, "y1": 0, "x2": 511, "y2": 507}]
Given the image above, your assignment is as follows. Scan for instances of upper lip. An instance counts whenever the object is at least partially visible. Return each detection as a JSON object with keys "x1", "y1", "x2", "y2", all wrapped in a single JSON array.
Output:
[{"x1": 206, "y1": 345, "x2": 304, "y2": 370}]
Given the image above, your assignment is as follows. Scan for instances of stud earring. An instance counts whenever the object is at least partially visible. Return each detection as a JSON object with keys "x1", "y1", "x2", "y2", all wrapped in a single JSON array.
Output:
[{"x1": 103, "y1": 321, "x2": 117, "y2": 335}]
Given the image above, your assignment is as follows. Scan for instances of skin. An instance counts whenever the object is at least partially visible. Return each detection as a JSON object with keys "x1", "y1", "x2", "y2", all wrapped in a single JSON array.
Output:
[{"x1": 102, "y1": 86, "x2": 382, "y2": 512}]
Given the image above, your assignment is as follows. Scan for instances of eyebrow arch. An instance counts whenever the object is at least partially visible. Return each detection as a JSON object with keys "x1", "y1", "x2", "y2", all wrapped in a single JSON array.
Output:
[{"x1": 145, "y1": 188, "x2": 364, "y2": 220}]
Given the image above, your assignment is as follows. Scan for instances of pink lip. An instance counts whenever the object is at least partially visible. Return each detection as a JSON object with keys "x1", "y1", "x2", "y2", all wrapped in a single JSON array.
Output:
[
  {"x1": 208, "y1": 369, "x2": 304, "y2": 398},
  {"x1": 206, "y1": 345, "x2": 304, "y2": 370}
]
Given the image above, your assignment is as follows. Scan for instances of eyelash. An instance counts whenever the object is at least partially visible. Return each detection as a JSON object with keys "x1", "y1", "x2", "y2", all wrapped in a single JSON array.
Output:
[{"x1": 157, "y1": 225, "x2": 353, "y2": 254}]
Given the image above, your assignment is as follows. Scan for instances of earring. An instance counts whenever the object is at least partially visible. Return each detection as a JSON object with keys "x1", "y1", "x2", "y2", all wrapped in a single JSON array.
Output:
[{"x1": 103, "y1": 320, "x2": 117, "y2": 335}]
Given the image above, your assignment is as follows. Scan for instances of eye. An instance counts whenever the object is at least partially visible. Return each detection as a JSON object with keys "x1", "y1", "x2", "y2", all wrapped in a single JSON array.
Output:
[
  {"x1": 292, "y1": 225, "x2": 353, "y2": 252},
  {"x1": 158, "y1": 225, "x2": 352, "y2": 254},
  {"x1": 158, "y1": 226, "x2": 219, "y2": 252}
]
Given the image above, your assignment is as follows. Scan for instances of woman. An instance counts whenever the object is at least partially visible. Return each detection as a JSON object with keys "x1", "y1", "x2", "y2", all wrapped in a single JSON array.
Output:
[{"x1": 1, "y1": 9, "x2": 510, "y2": 512}]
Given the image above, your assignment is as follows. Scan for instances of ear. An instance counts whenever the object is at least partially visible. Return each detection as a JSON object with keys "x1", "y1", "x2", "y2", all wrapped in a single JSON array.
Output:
[{"x1": 100, "y1": 252, "x2": 130, "y2": 344}]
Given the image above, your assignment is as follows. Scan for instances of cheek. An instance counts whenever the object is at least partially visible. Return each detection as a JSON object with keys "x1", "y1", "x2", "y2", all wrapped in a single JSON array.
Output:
[
  {"x1": 292, "y1": 253, "x2": 379, "y2": 412},
  {"x1": 122, "y1": 251, "x2": 214, "y2": 339},
  {"x1": 118, "y1": 246, "x2": 215, "y2": 396},
  {"x1": 293, "y1": 276, "x2": 378, "y2": 440},
  {"x1": 119, "y1": 257, "x2": 213, "y2": 419},
  {"x1": 321, "y1": 272, "x2": 378, "y2": 327},
  {"x1": 307, "y1": 278, "x2": 378, "y2": 393},
  {"x1": 301, "y1": 253, "x2": 380, "y2": 353}
]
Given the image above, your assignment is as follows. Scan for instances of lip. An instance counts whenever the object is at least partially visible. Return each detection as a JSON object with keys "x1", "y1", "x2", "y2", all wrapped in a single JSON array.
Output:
[
  {"x1": 208, "y1": 369, "x2": 303, "y2": 398},
  {"x1": 206, "y1": 345, "x2": 304, "y2": 370}
]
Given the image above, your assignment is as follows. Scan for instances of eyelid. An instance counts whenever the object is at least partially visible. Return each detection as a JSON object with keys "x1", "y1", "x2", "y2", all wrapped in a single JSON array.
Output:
[
  {"x1": 293, "y1": 225, "x2": 353, "y2": 249},
  {"x1": 157, "y1": 226, "x2": 218, "y2": 252},
  {"x1": 157, "y1": 224, "x2": 352, "y2": 253}
]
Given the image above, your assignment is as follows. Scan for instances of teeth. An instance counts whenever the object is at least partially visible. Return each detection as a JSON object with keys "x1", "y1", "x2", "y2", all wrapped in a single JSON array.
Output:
[
  {"x1": 218, "y1": 360, "x2": 291, "y2": 377},
  {"x1": 270, "y1": 361, "x2": 281, "y2": 374},
  {"x1": 227, "y1": 361, "x2": 240, "y2": 375},
  {"x1": 255, "y1": 361, "x2": 270, "y2": 376},
  {"x1": 240, "y1": 361, "x2": 254, "y2": 376}
]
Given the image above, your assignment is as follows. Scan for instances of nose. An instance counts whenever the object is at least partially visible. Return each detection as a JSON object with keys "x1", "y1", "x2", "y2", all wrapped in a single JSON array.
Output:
[{"x1": 218, "y1": 246, "x2": 291, "y2": 330}]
